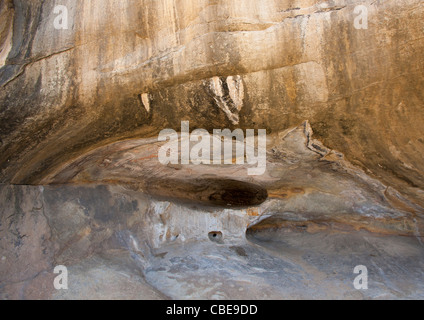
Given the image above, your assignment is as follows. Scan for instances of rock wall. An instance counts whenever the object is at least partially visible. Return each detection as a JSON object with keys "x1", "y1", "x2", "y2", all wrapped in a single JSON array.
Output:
[
  {"x1": 1, "y1": 0, "x2": 424, "y2": 300},
  {"x1": 0, "y1": 0, "x2": 423, "y2": 208},
  {"x1": 1, "y1": 182, "x2": 424, "y2": 299}
]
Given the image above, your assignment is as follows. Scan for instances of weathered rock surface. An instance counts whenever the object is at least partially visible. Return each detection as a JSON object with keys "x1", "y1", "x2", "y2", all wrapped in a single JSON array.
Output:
[
  {"x1": 40, "y1": 121, "x2": 424, "y2": 236},
  {"x1": 0, "y1": 0, "x2": 423, "y2": 203},
  {"x1": 0, "y1": 182, "x2": 423, "y2": 300},
  {"x1": 0, "y1": 0, "x2": 423, "y2": 300},
  {"x1": 0, "y1": 123, "x2": 423, "y2": 299}
]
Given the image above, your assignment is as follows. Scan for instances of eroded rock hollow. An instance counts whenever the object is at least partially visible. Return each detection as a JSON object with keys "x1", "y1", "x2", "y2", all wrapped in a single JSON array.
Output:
[{"x1": 0, "y1": 0, "x2": 423, "y2": 300}]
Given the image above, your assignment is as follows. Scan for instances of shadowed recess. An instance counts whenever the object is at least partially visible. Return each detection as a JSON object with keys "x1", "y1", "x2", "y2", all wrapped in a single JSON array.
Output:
[{"x1": 146, "y1": 178, "x2": 268, "y2": 208}]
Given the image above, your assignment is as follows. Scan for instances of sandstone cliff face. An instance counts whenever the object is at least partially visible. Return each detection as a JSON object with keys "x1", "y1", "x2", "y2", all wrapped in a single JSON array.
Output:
[
  {"x1": 0, "y1": 0, "x2": 423, "y2": 201},
  {"x1": 0, "y1": 0, "x2": 424, "y2": 300}
]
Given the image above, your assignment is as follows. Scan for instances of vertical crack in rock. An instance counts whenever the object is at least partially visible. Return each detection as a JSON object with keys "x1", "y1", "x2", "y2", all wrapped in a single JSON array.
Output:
[
  {"x1": 302, "y1": 120, "x2": 330, "y2": 157},
  {"x1": 209, "y1": 75, "x2": 244, "y2": 125},
  {"x1": 226, "y1": 75, "x2": 244, "y2": 112}
]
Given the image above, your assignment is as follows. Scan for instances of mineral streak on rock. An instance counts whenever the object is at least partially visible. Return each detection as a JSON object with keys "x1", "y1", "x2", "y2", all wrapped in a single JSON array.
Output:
[
  {"x1": 0, "y1": 0, "x2": 13, "y2": 68},
  {"x1": 209, "y1": 75, "x2": 244, "y2": 124},
  {"x1": 140, "y1": 93, "x2": 151, "y2": 114}
]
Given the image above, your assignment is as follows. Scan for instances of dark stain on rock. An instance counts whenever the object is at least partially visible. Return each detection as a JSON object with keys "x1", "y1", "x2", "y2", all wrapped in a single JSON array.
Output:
[
  {"x1": 231, "y1": 246, "x2": 248, "y2": 257},
  {"x1": 43, "y1": 185, "x2": 139, "y2": 223},
  {"x1": 147, "y1": 178, "x2": 268, "y2": 208},
  {"x1": 208, "y1": 180, "x2": 268, "y2": 207}
]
